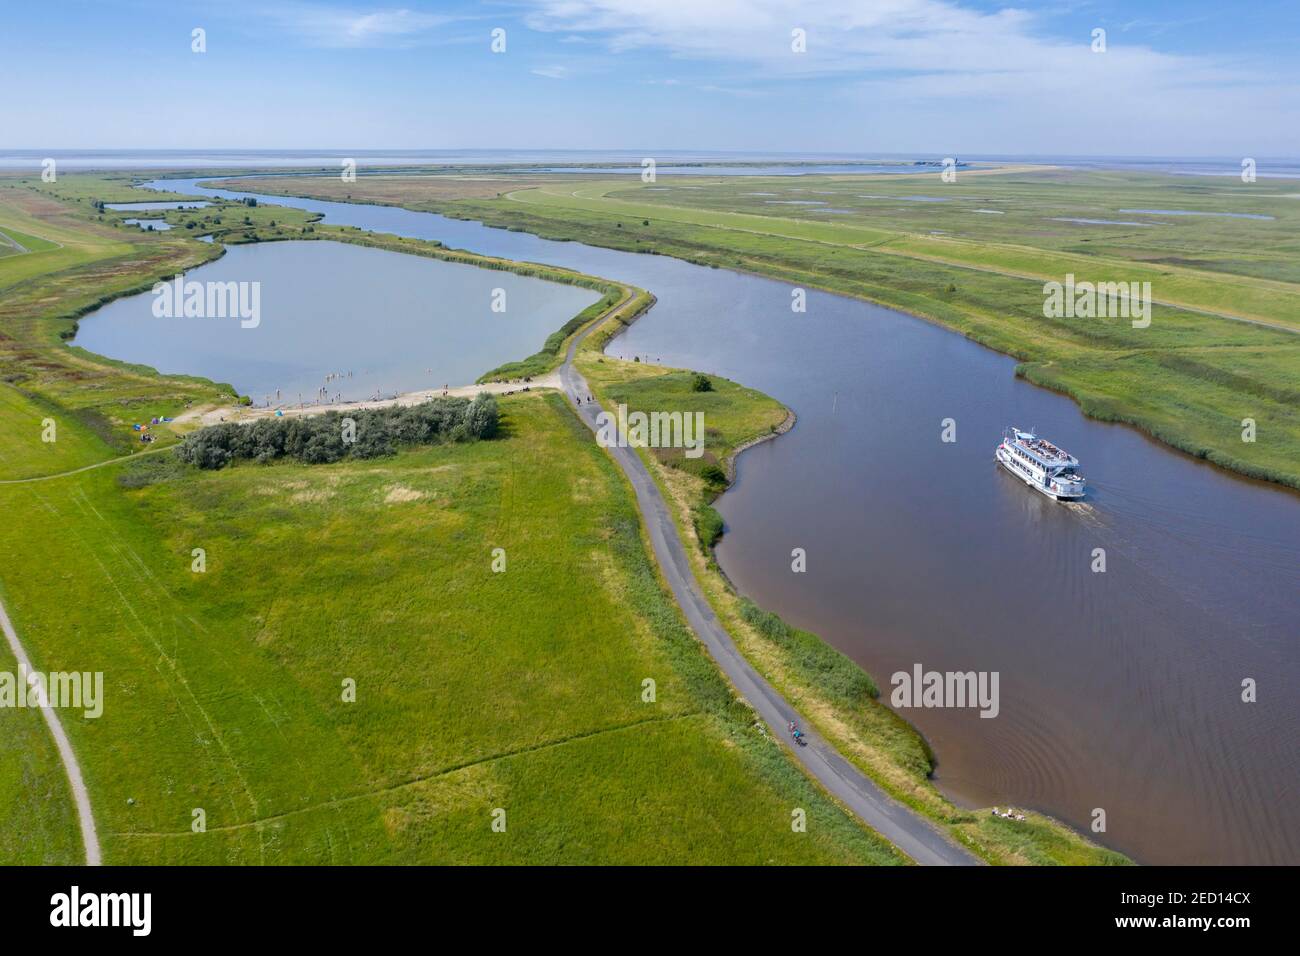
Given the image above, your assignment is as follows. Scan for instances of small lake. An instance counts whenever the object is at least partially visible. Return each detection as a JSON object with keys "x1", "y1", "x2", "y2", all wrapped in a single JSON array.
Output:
[
  {"x1": 1051, "y1": 217, "x2": 1155, "y2": 226},
  {"x1": 73, "y1": 240, "x2": 600, "y2": 404},
  {"x1": 1118, "y1": 208, "x2": 1276, "y2": 220},
  {"x1": 126, "y1": 177, "x2": 1300, "y2": 864},
  {"x1": 105, "y1": 201, "x2": 211, "y2": 211},
  {"x1": 123, "y1": 218, "x2": 171, "y2": 231}
]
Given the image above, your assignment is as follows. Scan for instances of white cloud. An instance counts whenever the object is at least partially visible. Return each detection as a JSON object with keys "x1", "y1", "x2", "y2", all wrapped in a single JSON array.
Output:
[
  {"x1": 266, "y1": 4, "x2": 459, "y2": 48},
  {"x1": 520, "y1": 0, "x2": 1048, "y2": 73},
  {"x1": 515, "y1": 0, "x2": 1300, "y2": 152}
]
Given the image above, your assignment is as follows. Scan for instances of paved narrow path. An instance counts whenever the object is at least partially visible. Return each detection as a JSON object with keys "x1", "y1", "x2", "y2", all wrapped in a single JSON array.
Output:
[
  {"x1": 561, "y1": 319, "x2": 979, "y2": 866},
  {"x1": 0, "y1": 228, "x2": 28, "y2": 253},
  {"x1": 0, "y1": 596, "x2": 101, "y2": 865}
]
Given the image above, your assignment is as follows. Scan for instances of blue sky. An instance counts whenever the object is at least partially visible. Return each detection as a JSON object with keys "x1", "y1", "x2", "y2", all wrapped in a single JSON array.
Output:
[{"x1": 4, "y1": 0, "x2": 1298, "y2": 154}]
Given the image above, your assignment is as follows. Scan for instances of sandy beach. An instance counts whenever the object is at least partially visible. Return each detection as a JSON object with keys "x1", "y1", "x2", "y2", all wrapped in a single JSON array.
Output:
[{"x1": 175, "y1": 373, "x2": 561, "y2": 428}]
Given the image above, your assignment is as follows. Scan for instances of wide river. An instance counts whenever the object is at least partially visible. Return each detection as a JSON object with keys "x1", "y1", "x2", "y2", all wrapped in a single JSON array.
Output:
[{"x1": 100, "y1": 177, "x2": 1298, "y2": 864}]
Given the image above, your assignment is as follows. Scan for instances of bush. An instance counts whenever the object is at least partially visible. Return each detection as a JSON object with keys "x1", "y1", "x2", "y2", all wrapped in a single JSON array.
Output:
[
  {"x1": 738, "y1": 599, "x2": 880, "y2": 703},
  {"x1": 691, "y1": 374, "x2": 714, "y2": 392},
  {"x1": 692, "y1": 504, "x2": 724, "y2": 552},
  {"x1": 698, "y1": 463, "x2": 727, "y2": 487},
  {"x1": 174, "y1": 395, "x2": 499, "y2": 470},
  {"x1": 462, "y1": 393, "x2": 500, "y2": 439}
]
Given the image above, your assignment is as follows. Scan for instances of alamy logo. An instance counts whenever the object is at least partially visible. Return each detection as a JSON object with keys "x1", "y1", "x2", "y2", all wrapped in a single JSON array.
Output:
[
  {"x1": 151, "y1": 275, "x2": 261, "y2": 328},
  {"x1": 1043, "y1": 273, "x2": 1151, "y2": 328},
  {"x1": 595, "y1": 404, "x2": 705, "y2": 459},
  {"x1": 890, "y1": 664, "x2": 1000, "y2": 718},
  {"x1": 50, "y1": 886, "x2": 151, "y2": 936},
  {"x1": 0, "y1": 664, "x2": 103, "y2": 718}
]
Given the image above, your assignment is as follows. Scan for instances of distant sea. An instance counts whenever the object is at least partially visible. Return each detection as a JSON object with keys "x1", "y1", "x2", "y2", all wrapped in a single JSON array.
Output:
[{"x1": 2, "y1": 149, "x2": 1298, "y2": 178}]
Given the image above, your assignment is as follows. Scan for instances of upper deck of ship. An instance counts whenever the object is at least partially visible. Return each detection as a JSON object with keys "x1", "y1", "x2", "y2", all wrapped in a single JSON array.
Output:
[{"x1": 1010, "y1": 430, "x2": 1078, "y2": 467}]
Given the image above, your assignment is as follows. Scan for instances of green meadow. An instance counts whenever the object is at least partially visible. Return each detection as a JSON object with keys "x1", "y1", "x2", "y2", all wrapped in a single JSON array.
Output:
[
  {"x1": 0, "y1": 174, "x2": 902, "y2": 865},
  {"x1": 0, "y1": 384, "x2": 121, "y2": 480},
  {"x1": 523, "y1": 171, "x2": 1300, "y2": 324},
  {"x1": 0, "y1": 639, "x2": 82, "y2": 864},
  {"x1": 0, "y1": 393, "x2": 899, "y2": 864}
]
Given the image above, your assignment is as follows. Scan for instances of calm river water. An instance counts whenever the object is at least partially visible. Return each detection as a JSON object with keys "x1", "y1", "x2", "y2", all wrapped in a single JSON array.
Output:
[{"x1": 108, "y1": 177, "x2": 1298, "y2": 864}]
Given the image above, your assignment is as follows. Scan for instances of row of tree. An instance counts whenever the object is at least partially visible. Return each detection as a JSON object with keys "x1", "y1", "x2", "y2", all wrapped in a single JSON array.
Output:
[{"x1": 175, "y1": 394, "x2": 499, "y2": 469}]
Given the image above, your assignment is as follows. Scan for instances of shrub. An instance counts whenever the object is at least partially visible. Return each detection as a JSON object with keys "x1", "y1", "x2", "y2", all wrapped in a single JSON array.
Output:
[
  {"x1": 462, "y1": 392, "x2": 500, "y2": 439},
  {"x1": 692, "y1": 504, "x2": 724, "y2": 552},
  {"x1": 698, "y1": 463, "x2": 727, "y2": 487},
  {"x1": 174, "y1": 395, "x2": 499, "y2": 470},
  {"x1": 738, "y1": 599, "x2": 879, "y2": 703}
]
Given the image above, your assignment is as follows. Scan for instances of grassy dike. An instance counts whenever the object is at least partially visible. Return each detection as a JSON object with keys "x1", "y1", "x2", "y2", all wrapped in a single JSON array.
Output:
[
  {"x1": 574, "y1": 343, "x2": 1130, "y2": 865},
  {"x1": 0, "y1": 175, "x2": 903, "y2": 864}
]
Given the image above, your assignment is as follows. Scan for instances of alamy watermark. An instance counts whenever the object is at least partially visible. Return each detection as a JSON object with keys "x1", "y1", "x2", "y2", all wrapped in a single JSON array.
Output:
[
  {"x1": 1043, "y1": 273, "x2": 1151, "y2": 328},
  {"x1": 50, "y1": 886, "x2": 150, "y2": 936},
  {"x1": 890, "y1": 663, "x2": 999, "y2": 718},
  {"x1": 595, "y1": 403, "x2": 705, "y2": 459},
  {"x1": 1, "y1": 664, "x2": 103, "y2": 718},
  {"x1": 152, "y1": 275, "x2": 261, "y2": 328}
]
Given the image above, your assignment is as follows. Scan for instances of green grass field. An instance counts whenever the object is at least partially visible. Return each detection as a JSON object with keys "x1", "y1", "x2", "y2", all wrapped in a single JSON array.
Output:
[
  {"x1": 0, "y1": 384, "x2": 122, "y2": 480},
  {"x1": 0, "y1": 393, "x2": 899, "y2": 864},
  {"x1": 576, "y1": 171, "x2": 1300, "y2": 321},
  {"x1": 0, "y1": 174, "x2": 907, "y2": 865},
  {"x1": 0, "y1": 225, "x2": 60, "y2": 255},
  {"x1": 0, "y1": 638, "x2": 82, "y2": 864}
]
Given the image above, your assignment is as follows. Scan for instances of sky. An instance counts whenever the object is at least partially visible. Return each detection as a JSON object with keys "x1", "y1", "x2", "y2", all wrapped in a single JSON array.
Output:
[{"x1": 3, "y1": 0, "x2": 1299, "y2": 155}]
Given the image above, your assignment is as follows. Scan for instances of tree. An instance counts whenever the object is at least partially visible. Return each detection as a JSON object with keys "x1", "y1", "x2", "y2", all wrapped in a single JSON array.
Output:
[{"x1": 462, "y1": 393, "x2": 500, "y2": 439}]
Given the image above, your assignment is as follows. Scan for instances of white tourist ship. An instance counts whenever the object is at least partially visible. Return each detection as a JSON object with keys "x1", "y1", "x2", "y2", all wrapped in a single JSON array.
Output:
[{"x1": 995, "y1": 428, "x2": 1086, "y2": 500}]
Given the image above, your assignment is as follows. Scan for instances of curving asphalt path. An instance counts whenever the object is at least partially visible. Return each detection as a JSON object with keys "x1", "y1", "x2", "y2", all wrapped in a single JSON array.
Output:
[
  {"x1": 0, "y1": 596, "x2": 101, "y2": 865},
  {"x1": 561, "y1": 316, "x2": 979, "y2": 866}
]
